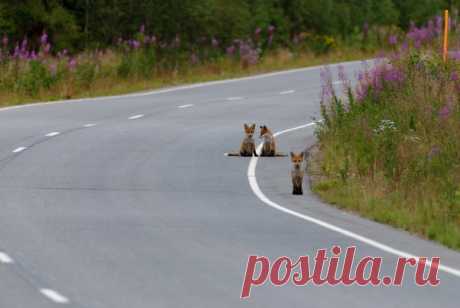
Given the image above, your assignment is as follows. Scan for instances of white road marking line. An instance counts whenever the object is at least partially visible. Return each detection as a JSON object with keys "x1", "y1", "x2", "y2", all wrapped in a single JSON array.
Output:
[
  {"x1": 0, "y1": 252, "x2": 14, "y2": 264},
  {"x1": 40, "y1": 289, "x2": 69, "y2": 304},
  {"x1": 45, "y1": 132, "x2": 60, "y2": 137},
  {"x1": 129, "y1": 114, "x2": 144, "y2": 120},
  {"x1": 12, "y1": 147, "x2": 27, "y2": 153},
  {"x1": 83, "y1": 123, "x2": 96, "y2": 128},
  {"x1": 178, "y1": 104, "x2": 194, "y2": 109},
  {"x1": 280, "y1": 90, "x2": 295, "y2": 95},
  {"x1": 0, "y1": 60, "x2": 366, "y2": 113},
  {"x1": 247, "y1": 122, "x2": 460, "y2": 279},
  {"x1": 227, "y1": 97, "x2": 243, "y2": 101}
]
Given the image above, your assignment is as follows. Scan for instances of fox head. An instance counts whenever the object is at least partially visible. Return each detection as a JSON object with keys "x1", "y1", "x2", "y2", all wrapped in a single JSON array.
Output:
[
  {"x1": 244, "y1": 123, "x2": 256, "y2": 138},
  {"x1": 290, "y1": 152, "x2": 304, "y2": 169},
  {"x1": 259, "y1": 125, "x2": 271, "y2": 138}
]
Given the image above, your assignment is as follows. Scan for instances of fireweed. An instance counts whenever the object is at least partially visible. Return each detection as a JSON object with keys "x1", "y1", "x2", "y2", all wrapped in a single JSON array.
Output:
[
  {"x1": 315, "y1": 15, "x2": 460, "y2": 250},
  {"x1": 0, "y1": 25, "x2": 277, "y2": 99}
]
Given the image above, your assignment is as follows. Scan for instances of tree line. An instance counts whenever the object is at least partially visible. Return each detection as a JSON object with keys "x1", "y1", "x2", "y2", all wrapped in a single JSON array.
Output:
[{"x1": 0, "y1": 0, "x2": 456, "y2": 51}]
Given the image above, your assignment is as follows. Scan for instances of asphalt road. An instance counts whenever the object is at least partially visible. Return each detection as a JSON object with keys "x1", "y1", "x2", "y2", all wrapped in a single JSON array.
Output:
[{"x1": 0, "y1": 61, "x2": 459, "y2": 308}]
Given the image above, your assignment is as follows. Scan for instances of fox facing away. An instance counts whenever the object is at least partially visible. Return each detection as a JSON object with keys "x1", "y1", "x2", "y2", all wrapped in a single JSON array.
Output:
[
  {"x1": 259, "y1": 125, "x2": 276, "y2": 156},
  {"x1": 290, "y1": 151, "x2": 304, "y2": 195}
]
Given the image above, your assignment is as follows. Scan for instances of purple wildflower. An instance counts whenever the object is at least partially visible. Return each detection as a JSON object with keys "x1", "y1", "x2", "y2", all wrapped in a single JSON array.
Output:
[
  {"x1": 44, "y1": 43, "x2": 51, "y2": 54},
  {"x1": 428, "y1": 146, "x2": 441, "y2": 160},
  {"x1": 451, "y1": 72, "x2": 459, "y2": 81},
  {"x1": 29, "y1": 50, "x2": 37, "y2": 60},
  {"x1": 140, "y1": 24, "x2": 145, "y2": 34},
  {"x1": 131, "y1": 40, "x2": 140, "y2": 49},
  {"x1": 450, "y1": 51, "x2": 460, "y2": 61},
  {"x1": 226, "y1": 45, "x2": 236, "y2": 56},
  {"x1": 388, "y1": 35, "x2": 397, "y2": 45},
  {"x1": 435, "y1": 15, "x2": 443, "y2": 35},
  {"x1": 211, "y1": 37, "x2": 219, "y2": 48},
  {"x1": 190, "y1": 53, "x2": 199, "y2": 65},
  {"x1": 268, "y1": 25, "x2": 275, "y2": 34},
  {"x1": 13, "y1": 44, "x2": 20, "y2": 58},
  {"x1": 48, "y1": 63, "x2": 57, "y2": 76},
  {"x1": 2, "y1": 34, "x2": 8, "y2": 47},
  {"x1": 68, "y1": 58, "x2": 77, "y2": 71},
  {"x1": 320, "y1": 66, "x2": 334, "y2": 102},
  {"x1": 439, "y1": 103, "x2": 452, "y2": 120},
  {"x1": 40, "y1": 31, "x2": 48, "y2": 45},
  {"x1": 337, "y1": 65, "x2": 351, "y2": 91}
]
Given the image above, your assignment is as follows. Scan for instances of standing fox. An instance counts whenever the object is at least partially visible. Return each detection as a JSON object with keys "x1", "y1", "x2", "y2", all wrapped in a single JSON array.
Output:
[
  {"x1": 259, "y1": 125, "x2": 276, "y2": 156},
  {"x1": 290, "y1": 152, "x2": 304, "y2": 195}
]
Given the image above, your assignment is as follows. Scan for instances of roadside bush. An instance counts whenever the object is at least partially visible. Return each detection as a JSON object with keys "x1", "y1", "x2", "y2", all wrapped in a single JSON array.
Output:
[{"x1": 314, "y1": 16, "x2": 460, "y2": 249}]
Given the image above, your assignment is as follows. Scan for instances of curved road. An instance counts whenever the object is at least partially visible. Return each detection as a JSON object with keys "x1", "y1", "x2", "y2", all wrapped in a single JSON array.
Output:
[{"x1": 0, "y1": 62, "x2": 459, "y2": 307}]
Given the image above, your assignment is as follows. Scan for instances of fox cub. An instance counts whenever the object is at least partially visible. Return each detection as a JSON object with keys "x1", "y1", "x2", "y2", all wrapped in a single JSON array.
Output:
[
  {"x1": 227, "y1": 123, "x2": 258, "y2": 157},
  {"x1": 259, "y1": 125, "x2": 276, "y2": 156},
  {"x1": 290, "y1": 152, "x2": 304, "y2": 195},
  {"x1": 239, "y1": 123, "x2": 258, "y2": 156}
]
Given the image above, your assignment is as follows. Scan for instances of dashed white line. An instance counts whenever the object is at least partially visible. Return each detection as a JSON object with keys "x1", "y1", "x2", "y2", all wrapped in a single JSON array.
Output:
[
  {"x1": 178, "y1": 104, "x2": 194, "y2": 109},
  {"x1": 247, "y1": 122, "x2": 460, "y2": 279},
  {"x1": 40, "y1": 289, "x2": 70, "y2": 304},
  {"x1": 129, "y1": 114, "x2": 144, "y2": 120},
  {"x1": 12, "y1": 147, "x2": 27, "y2": 153},
  {"x1": 45, "y1": 132, "x2": 60, "y2": 137},
  {"x1": 83, "y1": 123, "x2": 96, "y2": 128},
  {"x1": 0, "y1": 252, "x2": 14, "y2": 264},
  {"x1": 227, "y1": 97, "x2": 243, "y2": 101},
  {"x1": 279, "y1": 89, "x2": 295, "y2": 95}
]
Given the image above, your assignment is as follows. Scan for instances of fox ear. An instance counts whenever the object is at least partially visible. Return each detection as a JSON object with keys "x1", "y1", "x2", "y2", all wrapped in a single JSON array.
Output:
[
  {"x1": 251, "y1": 124, "x2": 256, "y2": 129},
  {"x1": 244, "y1": 123, "x2": 248, "y2": 129},
  {"x1": 290, "y1": 152, "x2": 294, "y2": 158},
  {"x1": 300, "y1": 152, "x2": 305, "y2": 159}
]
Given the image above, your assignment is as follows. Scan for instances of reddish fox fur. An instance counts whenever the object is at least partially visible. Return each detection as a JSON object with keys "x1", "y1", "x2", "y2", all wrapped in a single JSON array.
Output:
[
  {"x1": 290, "y1": 152, "x2": 304, "y2": 195},
  {"x1": 259, "y1": 125, "x2": 276, "y2": 156}
]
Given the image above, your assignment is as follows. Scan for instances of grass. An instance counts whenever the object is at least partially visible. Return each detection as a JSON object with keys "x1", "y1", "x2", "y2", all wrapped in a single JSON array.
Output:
[
  {"x1": 309, "y1": 26, "x2": 460, "y2": 251},
  {"x1": 0, "y1": 47, "x2": 373, "y2": 108}
]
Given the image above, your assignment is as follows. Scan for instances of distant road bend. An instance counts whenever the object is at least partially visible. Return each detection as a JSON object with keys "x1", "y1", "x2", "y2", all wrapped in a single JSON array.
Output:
[{"x1": 0, "y1": 61, "x2": 459, "y2": 307}]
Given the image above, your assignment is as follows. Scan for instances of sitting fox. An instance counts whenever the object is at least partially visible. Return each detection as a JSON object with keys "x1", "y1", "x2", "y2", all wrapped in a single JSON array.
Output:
[
  {"x1": 259, "y1": 125, "x2": 276, "y2": 156},
  {"x1": 227, "y1": 123, "x2": 258, "y2": 157},
  {"x1": 290, "y1": 152, "x2": 304, "y2": 195}
]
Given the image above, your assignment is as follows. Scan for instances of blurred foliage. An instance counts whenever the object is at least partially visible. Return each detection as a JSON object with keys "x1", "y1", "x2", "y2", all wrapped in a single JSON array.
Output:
[{"x1": 0, "y1": 0, "x2": 455, "y2": 51}]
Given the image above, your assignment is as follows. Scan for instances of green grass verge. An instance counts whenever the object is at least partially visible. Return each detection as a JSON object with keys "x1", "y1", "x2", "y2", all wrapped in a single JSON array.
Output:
[{"x1": 0, "y1": 48, "x2": 373, "y2": 108}]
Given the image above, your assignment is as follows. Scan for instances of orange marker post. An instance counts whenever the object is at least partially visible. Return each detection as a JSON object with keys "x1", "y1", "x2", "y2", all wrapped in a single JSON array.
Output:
[{"x1": 443, "y1": 9, "x2": 449, "y2": 62}]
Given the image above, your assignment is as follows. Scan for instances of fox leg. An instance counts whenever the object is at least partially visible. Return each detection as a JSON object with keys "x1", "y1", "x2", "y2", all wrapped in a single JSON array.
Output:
[
  {"x1": 253, "y1": 148, "x2": 258, "y2": 157},
  {"x1": 292, "y1": 183, "x2": 303, "y2": 195}
]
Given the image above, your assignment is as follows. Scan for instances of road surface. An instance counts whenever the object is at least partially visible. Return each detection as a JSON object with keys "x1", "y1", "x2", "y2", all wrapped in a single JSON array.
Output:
[{"x1": 0, "y1": 61, "x2": 459, "y2": 307}]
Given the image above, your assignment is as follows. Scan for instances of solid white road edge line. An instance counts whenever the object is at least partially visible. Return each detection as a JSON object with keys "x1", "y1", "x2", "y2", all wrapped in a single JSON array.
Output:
[
  {"x1": 0, "y1": 252, "x2": 14, "y2": 264},
  {"x1": 83, "y1": 123, "x2": 96, "y2": 128},
  {"x1": 45, "y1": 132, "x2": 60, "y2": 137},
  {"x1": 40, "y1": 289, "x2": 69, "y2": 304},
  {"x1": 280, "y1": 90, "x2": 295, "y2": 95},
  {"x1": 129, "y1": 114, "x2": 144, "y2": 120},
  {"x1": 12, "y1": 147, "x2": 27, "y2": 153},
  {"x1": 247, "y1": 122, "x2": 460, "y2": 278}
]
